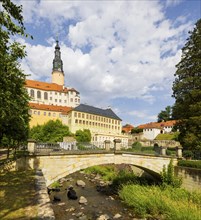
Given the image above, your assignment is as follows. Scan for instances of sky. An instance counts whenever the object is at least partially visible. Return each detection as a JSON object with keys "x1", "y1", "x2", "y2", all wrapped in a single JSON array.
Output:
[{"x1": 13, "y1": 0, "x2": 201, "y2": 126}]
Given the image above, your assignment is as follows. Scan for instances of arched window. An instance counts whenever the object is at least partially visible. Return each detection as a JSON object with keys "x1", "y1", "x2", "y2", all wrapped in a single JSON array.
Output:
[
  {"x1": 37, "y1": 91, "x2": 41, "y2": 99},
  {"x1": 30, "y1": 89, "x2": 34, "y2": 98},
  {"x1": 44, "y1": 92, "x2": 48, "y2": 100}
]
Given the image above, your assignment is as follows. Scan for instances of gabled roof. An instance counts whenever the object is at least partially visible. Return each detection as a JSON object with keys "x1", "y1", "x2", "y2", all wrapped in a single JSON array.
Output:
[
  {"x1": 25, "y1": 79, "x2": 79, "y2": 94},
  {"x1": 138, "y1": 120, "x2": 176, "y2": 129},
  {"x1": 29, "y1": 103, "x2": 72, "y2": 115},
  {"x1": 73, "y1": 104, "x2": 122, "y2": 121}
]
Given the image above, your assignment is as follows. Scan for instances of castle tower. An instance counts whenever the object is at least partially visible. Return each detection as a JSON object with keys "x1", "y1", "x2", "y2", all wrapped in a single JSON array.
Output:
[{"x1": 52, "y1": 40, "x2": 65, "y2": 85}]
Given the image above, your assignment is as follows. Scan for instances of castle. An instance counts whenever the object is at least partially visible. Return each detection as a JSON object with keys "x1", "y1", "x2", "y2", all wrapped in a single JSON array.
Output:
[{"x1": 25, "y1": 40, "x2": 128, "y2": 147}]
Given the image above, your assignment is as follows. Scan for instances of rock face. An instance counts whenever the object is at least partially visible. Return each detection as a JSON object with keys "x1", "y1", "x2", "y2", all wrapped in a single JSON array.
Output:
[
  {"x1": 76, "y1": 180, "x2": 86, "y2": 188},
  {"x1": 79, "y1": 196, "x2": 87, "y2": 205}
]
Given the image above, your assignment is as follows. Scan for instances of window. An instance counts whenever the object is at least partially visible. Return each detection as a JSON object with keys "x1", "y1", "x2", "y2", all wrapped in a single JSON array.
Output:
[
  {"x1": 75, "y1": 119, "x2": 78, "y2": 123},
  {"x1": 50, "y1": 97, "x2": 52, "y2": 100},
  {"x1": 55, "y1": 99, "x2": 57, "y2": 102},
  {"x1": 37, "y1": 91, "x2": 41, "y2": 99},
  {"x1": 38, "y1": 111, "x2": 40, "y2": 115},
  {"x1": 59, "y1": 99, "x2": 61, "y2": 102},
  {"x1": 55, "y1": 92, "x2": 57, "y2": 95},
  {"x1": 28, "y1": 110, "x2": 32, "y2": 115},
  {"x1": 30, "y1": 89, "x2": 34, "y2": 98},
  {"x1": 48, "y1": 112, "x2": 51, "y2": 116},
  {"x1": 44, "y1": 92, "x2": 48, "y2": 100},
  {"x1": 74, "y1": 112, "x2": 77, "y2": 117},
  {"x1": 44, "y1": 112, "x2": 46, "y2": 116},
  {"x1": 53, "y1": 113, "x2": 56, "y2": 117},
  {"x1": 70, "y1": 98, "x2": 73, "y2": 102}
]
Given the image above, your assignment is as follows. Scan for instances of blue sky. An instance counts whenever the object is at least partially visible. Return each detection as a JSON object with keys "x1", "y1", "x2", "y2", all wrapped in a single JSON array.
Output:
[{"x1": 14, "y1": 0, "x2": 200, "y2": 126}]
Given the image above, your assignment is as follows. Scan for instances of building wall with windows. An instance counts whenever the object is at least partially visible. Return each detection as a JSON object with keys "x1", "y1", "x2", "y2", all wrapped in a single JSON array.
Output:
[
  {"x1": 65, "y1": 104, "x2": 128, "y2": 148},
  {"x1": 29, "y1": 103, "x2": 72, "y2": 127},
  {"x1": 26, "y1": 80, "x2": 80, "y2": 108},
  {"x1": 138, "y1": 120, "x2": 176, "y2": 140}
]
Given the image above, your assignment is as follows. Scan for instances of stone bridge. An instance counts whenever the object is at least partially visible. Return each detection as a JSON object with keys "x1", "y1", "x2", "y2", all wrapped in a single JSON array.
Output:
[{"x1": 21, "y1": 152, "x2": 178, "y2": 186}]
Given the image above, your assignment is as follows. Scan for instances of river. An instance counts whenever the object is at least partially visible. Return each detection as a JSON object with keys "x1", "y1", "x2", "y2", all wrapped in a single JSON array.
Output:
[{"x1": 49, "y1": 170, "x2": 138, "y2": 220}]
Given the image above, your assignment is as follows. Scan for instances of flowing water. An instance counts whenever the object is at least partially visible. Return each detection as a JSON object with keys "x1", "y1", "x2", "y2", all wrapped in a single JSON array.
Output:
[{"x1": 49, "y1": 171, "x2": 137, "y2": 220}]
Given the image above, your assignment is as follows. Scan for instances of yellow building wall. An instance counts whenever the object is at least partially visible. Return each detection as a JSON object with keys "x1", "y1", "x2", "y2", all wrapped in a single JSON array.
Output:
[
  {"x1": 66, "y1": 110, "x2": 122, "y2": 135},
  {"x1": 29, "y1": 109, "x2": 62, "y2": 127}
]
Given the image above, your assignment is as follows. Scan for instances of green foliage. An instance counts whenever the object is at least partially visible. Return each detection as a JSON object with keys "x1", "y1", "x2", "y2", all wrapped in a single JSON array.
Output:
[
  {"x1": 155, "y1": 132, "x2": 179, "y2": 140},
  {"x1": 49, "y1": 181, "x2": 61, "y2": 188},
  {"x1": 119, "y1": 184, "x2": 201, "y2": 219},
  {"x1": 29, "y1": 120, "x2": 71, "y2": 143},
  {"x1": 178, "y1": 160, "x2": 201, "y2": 169},
  {"x1": 161, "y1": 159, "x2": 182, "y2": 188},
  {"x1": 110, "y1": 171, "x2": 150, "y2": 193},
  {"x1": 0, "y1": 0, "x2": 31, "y2": 154},
  {"x1": 157, "y1": 106, "x2": 173, "y2": 122},
  {"x1": 84, "y1": 165, "x2": 117, "y2": 181},
  {"x1": 75, "y1": 129, "x2": 91, "y2": 143},
  {"x1": 172, "y1": 19, "x2": 201, "y2": 150},
  {"x1": 183, "y1": 150, "x2": 194, "y2": 159},
  {"x1": 132, "y1": 141, "x2": 142, "y2": 149},
  {"x1": 131, "y1": 128, "x2": 143, "y2": 134}
]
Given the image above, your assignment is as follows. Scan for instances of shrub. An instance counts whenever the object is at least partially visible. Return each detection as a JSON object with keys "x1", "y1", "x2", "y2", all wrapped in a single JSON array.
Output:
[
  {"x1": 183, "y1": 150, "x2": 194, "y2": 159},
  {"x1": 161, "y1": 159, "x2": 182, "y2": 188},
  {"x1": 178, "y1": 160, "x2": 201, "y2": 169}
]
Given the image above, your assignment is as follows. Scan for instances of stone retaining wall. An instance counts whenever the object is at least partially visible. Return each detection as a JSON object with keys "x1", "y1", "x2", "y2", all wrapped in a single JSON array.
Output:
[{"x1": 175, "y1": 166, "x2": 201, "y2": 192}]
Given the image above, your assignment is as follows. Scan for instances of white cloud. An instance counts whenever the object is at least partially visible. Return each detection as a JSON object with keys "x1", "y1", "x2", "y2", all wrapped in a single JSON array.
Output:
[{"x1": 16, "y1": 0, "x2": 195, "y2": 124}]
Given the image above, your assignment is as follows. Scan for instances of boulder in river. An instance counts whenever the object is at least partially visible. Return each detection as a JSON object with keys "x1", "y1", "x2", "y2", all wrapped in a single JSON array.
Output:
[
  {"x1": 76, "y1": 180, "x2": 86, "y2": 188},
  {"x1": 79, "y1": 196, "x2": 87, "y2": 205}
]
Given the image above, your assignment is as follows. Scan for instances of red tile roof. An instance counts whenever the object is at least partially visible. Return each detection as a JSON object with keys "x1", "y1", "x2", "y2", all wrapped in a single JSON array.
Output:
[
  {"x1": 138, "y1": 120, "x2": 176, "y2": 129},
  {"x1": 25, "y1": 79, "x2": 79, "y2": 94},
  {"x1": 29, "y1": 103, "x2": 72, "y2": 115},
  {"x1": 122, "y1": 124, "x2": 134, "y2": 133}
]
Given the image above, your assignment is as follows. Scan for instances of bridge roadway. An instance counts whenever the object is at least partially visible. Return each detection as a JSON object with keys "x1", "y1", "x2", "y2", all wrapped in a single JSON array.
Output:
[{"x1": 23, "y1": 151, "x2": 178, "y2": 186}]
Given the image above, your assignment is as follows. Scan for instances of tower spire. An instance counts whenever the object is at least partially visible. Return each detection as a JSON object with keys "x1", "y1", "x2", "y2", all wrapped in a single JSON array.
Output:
[
  {"x1": 52, "y1": 39, "x2": 65, "y2": 86},
  {"x1": 52, "y1": 39, "x2": 63, "y2": 72}
]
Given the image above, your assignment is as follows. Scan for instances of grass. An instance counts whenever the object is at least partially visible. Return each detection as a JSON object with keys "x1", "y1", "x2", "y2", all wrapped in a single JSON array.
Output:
[
  {"x1": 178, "y1": 160, "x2": 201, "y2": 169},
  {"x1": 155, "y1": 132, "x2": 179, "y2": 140},
  {"x1": 84, "y1": 164, "x2": 118, "y2": 181},
  {"x1": 119, "y1": 184, "x2": 201, "y2": 220},
  {"x1": 0, "y1": 170, "x2": 38, "y2": 220}
]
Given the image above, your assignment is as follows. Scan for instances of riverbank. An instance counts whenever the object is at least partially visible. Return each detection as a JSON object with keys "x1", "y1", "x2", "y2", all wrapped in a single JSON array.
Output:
[{"x1": 0, "y1": 170, "x2": 38, "y2": 219}]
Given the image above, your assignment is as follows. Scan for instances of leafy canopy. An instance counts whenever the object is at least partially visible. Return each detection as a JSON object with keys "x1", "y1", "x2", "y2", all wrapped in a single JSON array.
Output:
[
  {"x1": 157, "y1": 106, "x2": 172, "y2": 122},
  {"x1": 75, "y1": 129, "x2": 91, "y2": 142},
  {"x1": 0, "y1": 0, "x2": 32, "y2": 149},
  {"x1": 172, "y1": 19, "x2": 201, "y2": 151},
  {"x1": 29, "y1": 120, "x2": 71, "y2": 143}
]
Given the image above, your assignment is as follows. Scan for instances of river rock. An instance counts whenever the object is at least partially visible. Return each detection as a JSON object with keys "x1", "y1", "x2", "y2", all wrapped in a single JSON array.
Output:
[
  {"x1": 113, "y1": 213, "x2": 121, "y2": 219},
  {"x1": 79, "y1": 196, "x2": 87, "y2": 204},
  {"x1": 76, "y1": 180, "x2": 86, "y2": 187},
  {"x1": 96, "y1": 214, "x2": 110, "y2": 220}
]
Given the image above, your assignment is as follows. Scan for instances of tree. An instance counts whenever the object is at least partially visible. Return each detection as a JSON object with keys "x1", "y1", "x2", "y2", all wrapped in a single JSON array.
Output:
[
  {"x1": 0, "y1": 0, "x2": 31, "y2": 157},
  {"x1": 157, "y1": 106, "x2": 172, "y2": 122},
  {"x1": 29, "y1": 120, "x2": 71, "y2": 143},
  {"x1": 172, "y1": 19, "x2": 201, "y2": 151},
  {"x1": 131, "y1": 128, "x2": 143, "y2": 134},
  {"x1": 75, "y1": 129, "x2": 91, "y2": 143}
]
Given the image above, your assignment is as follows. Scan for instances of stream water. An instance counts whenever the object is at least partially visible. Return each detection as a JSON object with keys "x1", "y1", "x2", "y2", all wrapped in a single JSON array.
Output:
[{"x1": 49, "y1": 171, "x2": 138, "y2": 220}]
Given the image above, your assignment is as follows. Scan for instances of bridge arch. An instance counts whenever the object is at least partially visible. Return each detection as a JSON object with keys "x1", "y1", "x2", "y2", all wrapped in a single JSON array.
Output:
[{"x1": 27, "y1": 153, "x2": 178, "y2": 186}]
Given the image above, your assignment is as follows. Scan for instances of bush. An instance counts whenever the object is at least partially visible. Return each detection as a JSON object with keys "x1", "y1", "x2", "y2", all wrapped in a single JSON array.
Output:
[
  {"x1": 119, "y1": 184, "x2": 201, "y2": 219},
  {"x1": 161, "y1": 159, "x2": 182, "y2": 188},
  {"x1": 178, "y1": 160, "x2": 201, "y2": 169},
  {"x1": 183, "y1": 150, "x2": 194, "y2": 159}
]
